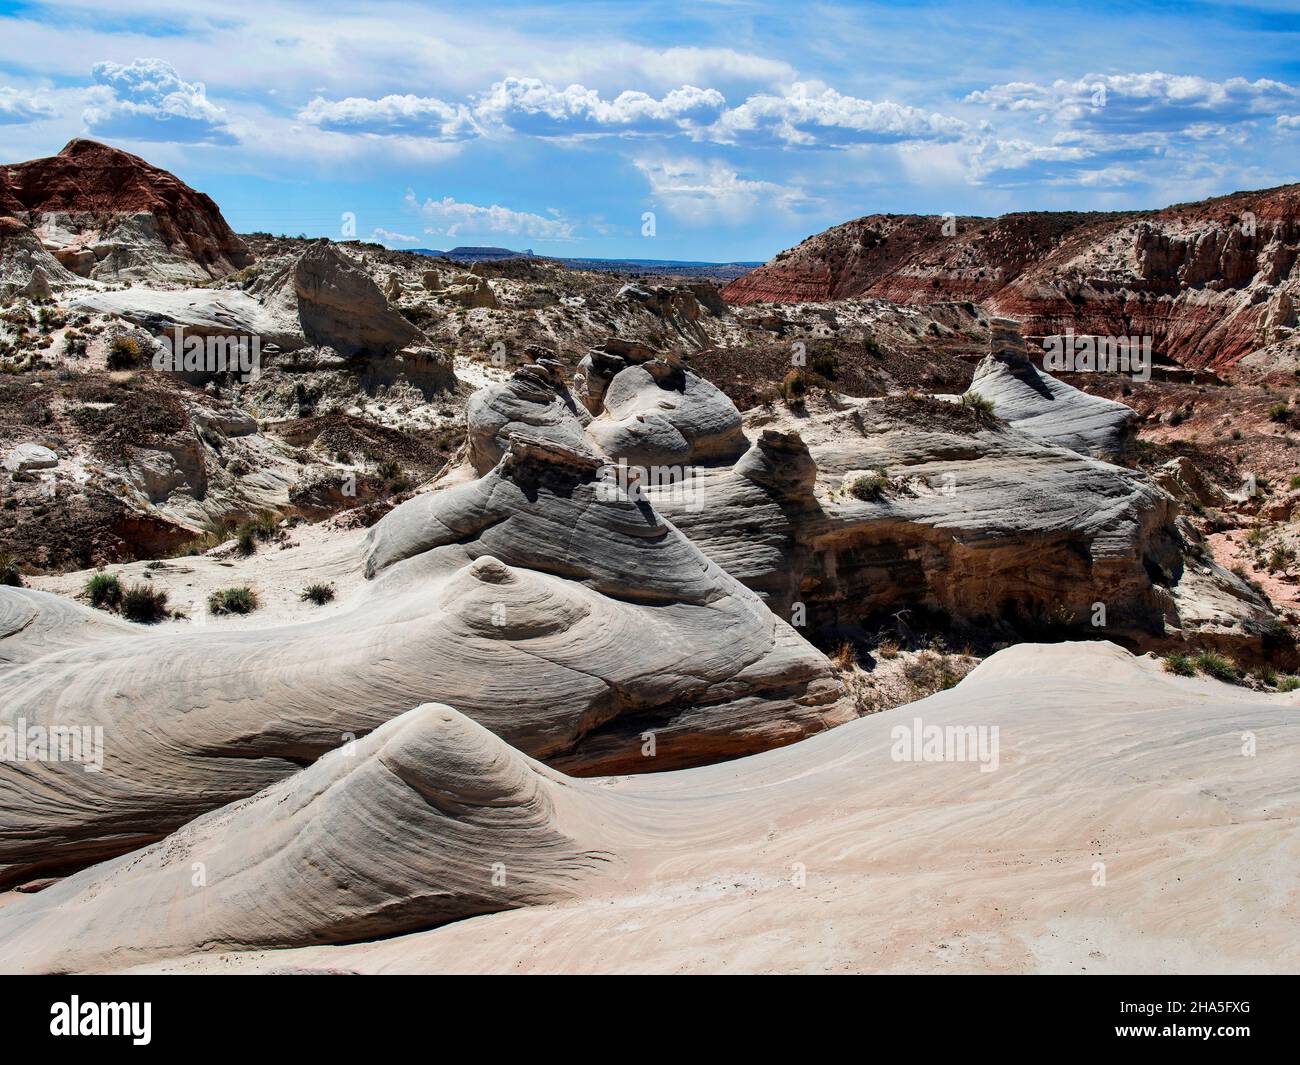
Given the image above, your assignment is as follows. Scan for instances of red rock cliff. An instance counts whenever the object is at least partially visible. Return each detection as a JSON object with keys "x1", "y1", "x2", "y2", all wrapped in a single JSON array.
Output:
[
  {"x1": 0, "y1": 139, "x2": 252, "y2": 279},
  {"x1": 724, "y1": 187, "x2": 1300, "y2": 370}
]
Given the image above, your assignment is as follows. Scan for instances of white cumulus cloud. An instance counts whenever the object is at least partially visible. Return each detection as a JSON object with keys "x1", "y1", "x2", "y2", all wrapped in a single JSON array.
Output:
[
  {"x1": 475, "y1": 78, "x2": 726, "y2": 137},
  {"x1": 405, "y1": 190, "x2": 574, "y2": 240},
  {"x1": 968, "y1": 72, "x2": 1300, "y2": 133},
  {"x1": 83, "y1": 58, "x2": 236, "y2": 144},
  {"x1": 635, "y1": 155, "x2": 810, "y2": 223},
  {"x1": 710, "y1": 82, "x2": 967, "y2": 147},
  {"x1": 298, "y1": 94, "x2": 478, "y2": 139},
  {"x1": 0, "y1": 86, "x2": 55, "y2": 126}
]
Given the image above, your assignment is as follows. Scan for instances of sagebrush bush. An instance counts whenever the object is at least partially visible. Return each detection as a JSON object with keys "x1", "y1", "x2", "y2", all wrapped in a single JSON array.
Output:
[
  {"x1": 121, "y1": 583, "x2": 169, "y2": 623},
  {"x1": 845, "y1": 469, "x2": 888, "y2": 501},
  {"x1": 208, "y1": 586, "x2": 260, "y2": 615},
  {"x1": 1193, "y1": 650, "x2": 1237, "y2": 683},
  {"x1": 106, "y1": 336, "x2": 141, "y2": 370},
  {"x1": 300, "y1": 582, "x2": 335, "y2": 605},
  {"x1": 961, "y1": 391, "x2": 996, "y2": 420},
  {"x1": 84, "y1": 572, "x2": 123, "y2": 610},
  {"x1": 0, "y1": 550, "x2": 21, "y2": 587}
]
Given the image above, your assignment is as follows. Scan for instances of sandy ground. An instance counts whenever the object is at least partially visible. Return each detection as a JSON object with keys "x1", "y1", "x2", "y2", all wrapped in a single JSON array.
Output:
[
  {"x1": 1208, "y1": 528, "x2": 1300, "y2": 617},
  {"x1": 66, "y1": 642, "x2": 1295, "y2": 976},
  {"x1": 28, "y1": 521, "x2": 370, "y2": 630}
]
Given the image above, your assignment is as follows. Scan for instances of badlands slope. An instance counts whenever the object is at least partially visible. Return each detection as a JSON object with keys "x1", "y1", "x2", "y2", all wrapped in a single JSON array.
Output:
[{"x1": 1, "y1": 642, "x2": 1295, "y2": 974}]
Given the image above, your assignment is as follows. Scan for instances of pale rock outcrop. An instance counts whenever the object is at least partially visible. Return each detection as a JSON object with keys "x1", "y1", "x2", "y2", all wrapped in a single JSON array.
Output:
[
  {"x1": 1155, "y1": 456, "x2": 1231, "y2": 510},
  {"x1": 0, "y1": 216, "x2": 82, "y2": 299},
  {"x1": 585, "y1": 357, "x2": 748, "y2": 467},
  {"x1": 467, "y1": 361, "x2": 596, "y2": 474},
  {"x1": 251, "y1": 240, "x2": 423, "y2": 358},
  {"x1": 4, "y1": 443, "x2": 57, "y2": 473},
  {"x1": 647, "y1": 391, "x2": 1281, "y2": 660},
  {"x1": 0, "y1": 435, "x2": 851, "y2": 888},
  {"x1": 71, "y1": 241, "x2": 456, "y2": 394},
  {"x1": 0, "y1": 587, "x2": 136, "y2": 668},
  {"x1": 3, "y1": 643, "x2": 1297, "y2": 974},
  {"x1": 472, "y1": 350, "x2": 747, "y2": 472},
  {"x1": 0, "y1": 704, "x2": 613, "y2": 973},
  {"x1": 965, "y1": 317, "x2": 1137, "y2": 460}
]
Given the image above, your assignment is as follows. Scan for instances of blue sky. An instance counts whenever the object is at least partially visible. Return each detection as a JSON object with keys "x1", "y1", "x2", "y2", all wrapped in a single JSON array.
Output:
[{"x1": 1, "y1": 0, "x2": 1299, "y2": 260}]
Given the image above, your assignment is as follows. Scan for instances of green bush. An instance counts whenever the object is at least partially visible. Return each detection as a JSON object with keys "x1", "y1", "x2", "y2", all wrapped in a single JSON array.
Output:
[
  {"x1": 208, "y1": 586, "x2": 260, "y2": 615},
  {"x1": 84, "y1": 572, "x2": 123, "y2": 610},
  {"x1": 961, "y1": 391, "x2": 996, "y2": 420},
  {"x1": 810, "y1": 352, "x2": 838, "y2": 380},
  {"x1": 845, "y1": 469, "x2": 889, "y2": 501},
  {"x1": 1278, "y1": 676, "x2": 1300, "y2": 693},
  {"x1": 106, "y1": 336, "x2": 141, "y2": 370},
  {"x1": 1267, "y1": 402, "x2": 1291, "y2": 423},
  {"x1": 1193, "y1": 651, "x2": 1237, "y2": 683},
  {"x1": 0, "y1": 550, "x2": 21, "y2": 587},
  {"x1": 300, "y1": 582, "x2": 336, "y2": 605},
  {"x1": 121, "y1": 583, "x2": 169, "y2": 623},
  {"x1": 1162, "y1": 652, "x2": 1195, "y2": 676}
]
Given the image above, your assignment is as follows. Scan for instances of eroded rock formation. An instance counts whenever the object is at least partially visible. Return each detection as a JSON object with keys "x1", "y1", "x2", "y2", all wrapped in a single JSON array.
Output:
[
  {"x1": 723, "y1": 185, "x2": 1300, "y2": 370},
  {"x1": 0, "y1": 139, "x2": 253, "y2": 283},
  {"x1": 0, "y1": 427, "x2": 851, "y2": 887},
  {"x1": 2, "y1": 643, "x2": 1296, "y2": 974}
]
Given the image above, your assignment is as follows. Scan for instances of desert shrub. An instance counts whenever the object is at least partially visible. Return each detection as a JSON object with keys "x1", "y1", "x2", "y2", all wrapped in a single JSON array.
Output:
[
  {"x1": 779, "y1": 368, "x2": 807, "y2": 405},
  {"x1": 106, "y1": 336, "x2": 141, "y2": 370},
  {"x1": 903, "y1": 651, "x2": 966, "y2": 696},
  {"x1": 1162, "y1": 652, "x2": 1195, "y2": 676},
  {"x1": 1193, "y1": 650, "x2": 1237, "y2": 683},
  {"x1": 300, "y1": 582, "x2": 336, "y2": 605},
  {"x1": 960, "y1": 391, "x2": 996, "y2": 420},
  {"x1": 1267, "y1": 402, "x2": 1291, "y2": 423},
  {"x1": 250, "y1": 509, "x2": 280, "y2": 538},
  {"x1": 1290, "y1": 475, "x2": 1300, "y2": 491},
  {"x1": 1253, "y1": 665, "x2": 1278, "y2": 687},
  {"x1": 62, "y1": 330, "x2": 87, "y2": 357},
  {"x1": 0, "y1": 550, "x2": 21, "y2": 587},
  {"x1": 830, "y1": 641, "x2": 857, "y2": 671},
  {"x1": 208, "y1": 586, "x2": 260, "y2": 615},
  {"x1": 877, "y1": 637, "x2": 900, "y2": 660},
  {"x1": 1278, "y1": 676, "x2": 1300, "y2": 693},
  {"x1": 233, "y1": 509, "x2": 282, "y2": 555},
  {"x1": 84, "y1": 572, "x2": 123, "y2": 610},
  {"x1": 121, "y1": 583, "x2": 169, "y2": 623},
  {"x1": 845, "y1": 469, "x2": 888, "y2": 501},
  {"x1": 810, "y1": 352, "x2": 838, "y2": 380}
]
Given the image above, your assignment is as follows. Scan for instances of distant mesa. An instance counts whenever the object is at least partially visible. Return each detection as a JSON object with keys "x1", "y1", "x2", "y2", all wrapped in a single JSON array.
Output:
[{"x1": 414, "y1": 246, "x2": 536, "y2": 262}]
